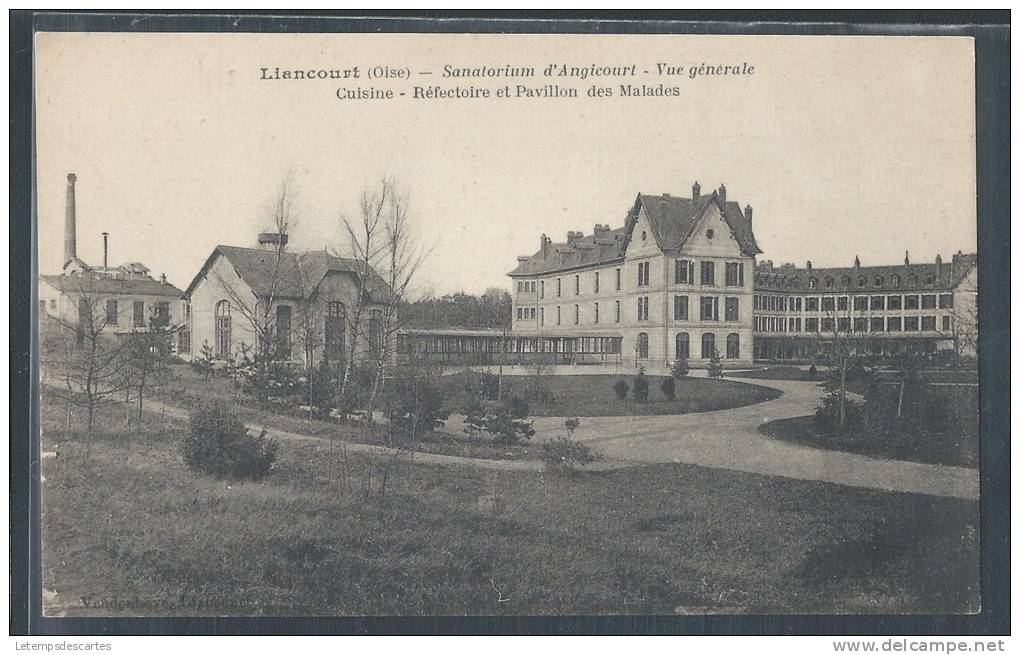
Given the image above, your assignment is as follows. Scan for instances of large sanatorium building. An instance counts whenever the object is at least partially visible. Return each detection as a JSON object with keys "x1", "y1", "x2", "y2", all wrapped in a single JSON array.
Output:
[{"x1": 495, "y1": 182, "x2": 978, "y2": 370}]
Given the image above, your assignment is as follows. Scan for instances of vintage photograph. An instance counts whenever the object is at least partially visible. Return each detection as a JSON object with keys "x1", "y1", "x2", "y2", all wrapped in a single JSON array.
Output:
[{"x1": 34, "y1": 31, "x2": 980, "y2": 617}]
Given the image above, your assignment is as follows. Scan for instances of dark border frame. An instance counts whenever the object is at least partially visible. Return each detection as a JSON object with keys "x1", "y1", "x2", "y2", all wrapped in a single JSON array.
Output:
[{"x1": 9, "y1": 9, "x2": 1010, "y2": 636}]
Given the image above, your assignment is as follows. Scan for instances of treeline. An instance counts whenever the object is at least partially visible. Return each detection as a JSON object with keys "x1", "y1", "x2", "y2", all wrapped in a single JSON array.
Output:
[{"x1": 399, "y1": 289, "x2": 511, "y2": 329}]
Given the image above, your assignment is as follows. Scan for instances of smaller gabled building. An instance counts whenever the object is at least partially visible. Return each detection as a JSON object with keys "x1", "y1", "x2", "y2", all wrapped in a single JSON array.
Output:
[{"x1": 182, "y1": 232, "x2": 392, "y2": 367}]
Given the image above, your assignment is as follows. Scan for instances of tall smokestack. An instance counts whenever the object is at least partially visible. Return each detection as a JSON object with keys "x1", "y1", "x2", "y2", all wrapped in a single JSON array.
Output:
[
  {"x1": 102, "y1": 232, "x2": 109, "y2": 269},
  {"x1": 64, "y1": 173, "x2": 77, "y2": 265}
]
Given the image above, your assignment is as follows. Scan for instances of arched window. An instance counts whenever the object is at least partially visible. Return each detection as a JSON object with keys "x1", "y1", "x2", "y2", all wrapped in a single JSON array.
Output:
[
  {"x1": 325, "y1": 301, "x2": 346, "y2": 362},
  {"x1": 891, "y1": 274, "x2": 901, "y2": 288},
  {"x1": 824, "y1": 277, "x2": 834, "y2": 289},
  {"x1": 701, "y1": 333, "x2": 716, "y2": 359},
  {"x1": 675, "y1": 332, "x2": 690, "y2": 360},
  {"x1": 857, "y1": 276, "x2": 867, "y2": 288},
  {"x1": 840, "y1": 275, "x2": 851, "y2": 287},
  {"x1": 874, "y1": 276, "x2": 883, "y2": 287},
  {"x1": 636, "y1": 332, "x2": 649, "y2": 359},
  {"x1": 809, "y1": 277, "x2": 817, "y2": 289},
  {"x1": 215, "y1": 300, "x2": 231, "y2": 359},
  {"x1": 726, "y1": 333, "x2": 740, "y2": 359}
]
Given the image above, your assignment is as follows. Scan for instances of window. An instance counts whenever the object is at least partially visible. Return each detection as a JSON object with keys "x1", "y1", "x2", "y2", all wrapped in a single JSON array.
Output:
[
  {"x1": 838, "y1": 317, "x2": 850, "y2": 332},
  {"x1": 105, "y1": 300, "x2": 118, "y2": 326},
  {"x1": 874, "y1": 276, "x2": 883, "y2": 287},
  {"x1": 888, "y1": 295, "x2": 902, "y2": 310},
  {"x1": 824, "y1": 277, "x2": 834, "y2": 289},
  {"x1": 594, "y1": 272, "x2": 600, "y2": 293},
  {"x1": 870, "y1": 317, "x2": 885, "y2": 332},
  {"x1": 325, "y1": 301, "x2": 346, "y2": 362},
  {"x1": 904, "y1": 295, "x2": 919, "y2": 310},
  {"x1": 840, "y1": 275, "x2": 851, "y2": 287},
  {"x1": 636, "y1": 332, "x2": 649, "y2": 359},
  {"x1": 806, "y1": 317, "x2": 819, "y2": 333},
  {"x1": 540, "y1": 281, "x2": 545, "y2": 299},
  {"x1": 908, "y1": 274, "x2": 918, "y2": 287},
  {"x1": 870, "y1": 296, "x2": 885, "y2": 311},
  {"x1": 215, "y1": 300, "x2": 231, "y2": 359},
  {"x1": 822, "y1": 297, "x2": 835, "y2": 312},
  {"x1": 891, "y1": 275, "x2": 901, "y2": 288},
  {"x1": 706, "y1": 229, "x2": 715, "y2": 239},
  {"x1": 821, "y1": 318, "x2": 834, "y2": 332},
  {"x1": 594, "y1": 302, "x2": 599, "y2": 324},
  {"x1": 809, "y1": 277, "x2": 818, "y2": 289},
  {"x1": 700, "y1": 296, "x2": 719, "y2": 321},
  {"x1": 921, "y1": 294, "x2": 936, "y2": 309},
  {"x1": 853, "y1": 296, "x2": 867, "y2": 311},
  {"x1": 904, "y1": 316, "x2": 919, "y2": 331},
  {"x1": 700, "y1": 261, "x2": 715, "y2": 286},
  {"x1": 178, "y1": 329, "x2": 191, "y2": 355},
  {"x1": 725, "y1": 262, "x2": 744, "y2": 287},
  {"x1": 887, "y1": 316, "x2": 902, "y2": 332},
  {"x1": 674, "y1": 295, "x2": 689, "y2": 321},
  {"x1": 574, "y1": 275, "x2": 580, "y2": 295},
  {"x1": 276, "y1": 305, "x2": 292, "y2": 358},
  {"x1": 939, "y1": 293, "x2": 953, "y2": 309},
  {"x1": 614, "y1": 300, "x2": 621, "y2": 322},
  {"x1": 516, "y1": 307, "x2": 522, "y2": 320},
  {"x1": 921, "y1": 316, "x2": 936, "y2": 331},
  {"x1": 854, "y1": 318, "x2": 868, "y2": 332},
  {"x1": 795, "y1": 297, "x2": 802, "y2": 312},
  {"x1": 837, "y1": 296, "x2": 848, "y2": 311},
  {"x1": 925, "y1": 273, "x2": 936, "y2": 285},
  {"x1": 131, "y1": 301, "x2": 145, "y2": 327},
  {"x1": 725, "y1": 297, "x2": 739, "y2": 322},
  {"x1": 641, "y1": 230, "x2": 647, "y2": 241},
  {"x1": 637, "y1": 296, "x2": 649, "y2": 321},
  {"x1": 368, "y1": 309, "x2": 383, "y2": 358},
  {"x1": 675, "y1": 332, "x2": 690, "y2": 359},
  {"x1": 540, "y1": 307, "x2": 544, "y2": 326},
  {"x1": 701, "y1": 333, "x2": 715, "y2": 359},
  {"x1": 806, "y1": 297, "x2": 819, "y2": 312},
  {"x1": 675, "y1": 259, "x2": 694, "y2": 284},
  {"x1": 574, "y1": 305, "x2": 579, "y2": 324},
  {"x1": 556, "y1": 306, "x2": 561, "y2": 325},
  {"x1": 857, "y1": 276, "x2": 867, "y2": 288},
  {"x1": 726, "y1": 333, "x2": 740, "y2": 359},
  {"x1": 615, "y1": 268, "x2": 621, "y2": 290},
  {"x1": 556, "y1": 278, "x2": 561, "y2": 297},
  {"x1": 637, "y1": 262, "x2": 650, "y2": 287},
  {"x1": 942, "y1": 315, "x2": 951, "y2": 331}
]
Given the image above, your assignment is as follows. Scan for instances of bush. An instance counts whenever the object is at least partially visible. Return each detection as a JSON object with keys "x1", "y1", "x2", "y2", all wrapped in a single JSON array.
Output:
[
  {"x1": 508, "y1": 395, "x2": 529, "y2": 419},
  {"x1": 808, "y1": 364, "x2": 818, "y2": 379},
  {"x1": 181, "y1": 401, "x2": 278, "y2": 480},
  {"x1": 477, "y1": 371, "x2": 501, "y2": 400},
  {"x1": 707, "y1": 350, "x2": 724, "y2": 379},
  {"x1": 463, "y1": 398, "x2": 535, "y2": 446},
  {"x1": 671, "y1": 356, "x2": 689, "y2": 378},
  {"x1": 660, "y1": 376, "x2": 675, "y2": 401},
  {"x1": 633, "y1": 369, "x2": 649, "y2": 402},
  {"x1": 612, "y1": 379, "x2": 629, "y2": 401},
  {"x1": 813, "y1": 377, "x2": 865, "y2": 433},
  {"x1": 542, "y1": 435, "x2": 597, "y2": 473},
  {"x1": 386, "y1": 367, "x2": 450, "y2": 443}
]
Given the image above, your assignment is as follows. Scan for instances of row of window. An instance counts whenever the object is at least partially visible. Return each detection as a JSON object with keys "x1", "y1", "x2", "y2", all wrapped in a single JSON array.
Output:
[
  {"x1": 102, "y1": 299, "x2": 170, "y2": 328},
  {"x1": 517, "y1": 295, "x2": 741, "y2": 325},
  {"x1": 755, "y1": 315, "x2": 952, "y2": 334},
  {"x1": 767, "y1": 271, "x2": 940, "y2": 291},
  {"x1": 754, "y1": 293, "x2": 954, "y2": 313},
  {"x1": 515, "y1": 259, "x2": 749, "y2": 300},
  {"x1": 635, "y1": 332, "x2": 741, "y2": 360}
]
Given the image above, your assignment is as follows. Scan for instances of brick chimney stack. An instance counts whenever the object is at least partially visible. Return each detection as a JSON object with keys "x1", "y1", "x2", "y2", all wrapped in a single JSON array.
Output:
[
  {"x1": 718, "y1": 183, "x2": 726, "y2": 205},
  {"x1": 102, "y1": 232, "x2": 109, "y2": 269},
  {"x1": 692, "y1": 181, "x2": 700, "y2": 203},
  {"x1": 64, "y1": 173, "x2": 77, "y2": 265},
  {"x1": 744, "y1": 204, "x2": 753, "y2": 228}
]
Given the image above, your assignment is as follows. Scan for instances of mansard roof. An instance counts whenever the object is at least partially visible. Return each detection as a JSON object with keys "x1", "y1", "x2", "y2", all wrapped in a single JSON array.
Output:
[
  {"x1": 753, "y1": 253, "x2": 977, "y2": 293},
  {"x1": 509, "y1": 188, "x2": 761, "y2": 277}
]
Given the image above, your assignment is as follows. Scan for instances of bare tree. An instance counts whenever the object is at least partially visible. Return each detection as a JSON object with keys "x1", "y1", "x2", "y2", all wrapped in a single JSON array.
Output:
[
  {"x1": 294, "y1": 296, "x2": 323, "y2": 420},
  {"x1": 335, "y1": 178, "x2": 390, "y2": 417},
  {"x1": 814, "y1": 296, "x2": 874, "y2": 429},
  {"x1": 365, "y1": 182, "x2": 432, "y2": 419},
  {"x1": 212, "y1": 173, "x2": 301, "y2": 401}
]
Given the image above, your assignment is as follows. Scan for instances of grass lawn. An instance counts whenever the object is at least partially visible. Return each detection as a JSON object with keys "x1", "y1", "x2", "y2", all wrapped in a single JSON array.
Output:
[
  {"x1": 41, "y1": 389, "x2": 979, "y2": 616},
  {"x1": 728, "y1": 366, "x2": 826, "y2": 383},
  {"x1": 442, "y1": 372, "x2": 782, "y2": 417},
  {"x1": 760, "y1": 412, "x2": 978, "y2": 469}
]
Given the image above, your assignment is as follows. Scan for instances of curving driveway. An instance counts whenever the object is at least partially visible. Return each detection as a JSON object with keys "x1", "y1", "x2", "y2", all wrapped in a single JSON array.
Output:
[{"x1": 520, "y1": 378, "x2": 979, "y2": 500}]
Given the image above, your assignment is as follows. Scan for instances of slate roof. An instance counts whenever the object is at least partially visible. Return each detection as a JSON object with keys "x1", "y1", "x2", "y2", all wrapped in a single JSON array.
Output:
[
  {"x1": 508, "y1": 190, "x2": 761, "y2": 277},
  {"x1": 753, "y1": 253, "x2": 977, "y2": 293},
  {"x1": 40, "y1": 274, "x2": 184, "y2": 298},
  {"x1": 183, "y1": 245, "x2": 391, "y2": 302}
]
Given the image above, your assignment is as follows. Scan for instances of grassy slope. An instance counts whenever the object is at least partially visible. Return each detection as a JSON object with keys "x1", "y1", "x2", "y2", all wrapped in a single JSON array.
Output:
[
  {"x1": 41, "y1": 391, "x2": 978, "y2": 616},
  {"x1": 441, "y1": 373, "x2": 782, "y2": 417}
]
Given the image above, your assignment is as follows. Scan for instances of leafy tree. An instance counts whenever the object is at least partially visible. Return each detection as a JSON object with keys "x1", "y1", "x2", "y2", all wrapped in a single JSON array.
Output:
[
  {"x1": 612, "y1": 379, "x2": 629, "y2": 401},
  {"x1": 633, "y1": 368, "x2": 649, "y2": 402},
  {"x1": 660, "y1": 376, "x2": 675, "y2": 401},
  {"x1": 707, "y1": 350, "x2": 724, "y2": 379},
  {"x1": 671, "y1": 356, "x2": 689, "y2": 378}
]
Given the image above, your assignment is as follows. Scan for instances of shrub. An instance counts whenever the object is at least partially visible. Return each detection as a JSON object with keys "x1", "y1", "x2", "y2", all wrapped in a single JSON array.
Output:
[
  {"x1": 542, "y1": 435, "x2": 597, "y2": 473},
  {"x1": 633, "y1": 369, "x2": 649, "y2": 402},
  {"x1": 808, "y1": 364, "x2": 818, "y2": 379},
  {"x1": 386, "y1": 368, "x2": 450, "y2": 443},
  {"x1": 477, "y1": 371, "x2": 501, "y2": 400},
  {"x1": 508, "y1": 395, "x2": 529, "y2": 419},
  {"x1": 612, "y1": 379, "x2": 629, "y2": 401},
  {"x1": 181, "y1": 401, "x2": 278, "y2": 480},
  {"x1": 671, "y1": 356, "x2": 689, "y2": 378},
  {"x1": 707, "y1": 350, "x2": 724, "y2": 379},
  {"x1": 463, "y1": 398, "x2": 535, "y2": 446},
  {"x1": 660, "y1": 376, "x2": 675, "y2": 401},
  {"x1": 813, "y1": 380, "x2": 864, "y2": 433}
]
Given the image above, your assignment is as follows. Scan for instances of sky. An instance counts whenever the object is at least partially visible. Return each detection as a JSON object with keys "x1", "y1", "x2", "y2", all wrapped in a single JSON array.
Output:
[{"x1": 35, "y1": 33, "x2": 977, "y2": 296}]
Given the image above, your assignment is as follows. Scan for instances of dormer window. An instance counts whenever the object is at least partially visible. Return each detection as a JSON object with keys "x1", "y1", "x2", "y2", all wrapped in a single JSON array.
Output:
[
  {"x1": 825, "y1": 277, "x2": 834, "y2": 289},
  {"x1": 706, "y1": 229, "x2": 715, "y2": 239},
  {"x1": 891, "y1": 274, "x2": 900, "y2": 288},
  {"x1": 840, "y1": 275, "x2": 851, "y2": 286},
  {"x1": 857, "y1": 276, "x2": 867, "y2": 288},
  {"x1": 809, "y1": 277, "x2": 818, "y2": 289},
  {"x1": 925, "y1": 273, "x2": 936, "y2": 285},
  {"x1": 874, "y1": 276, "x2": 883, "y2": 287}
]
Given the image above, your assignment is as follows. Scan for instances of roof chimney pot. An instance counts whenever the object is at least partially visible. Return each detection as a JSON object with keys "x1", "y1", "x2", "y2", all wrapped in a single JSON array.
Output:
[
  {"x1": 692, "y1": 181, "x2": 701, "y2": 203},
  {"x1": 718, "y1": 183, "x2": 726, "y2": 205}
]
